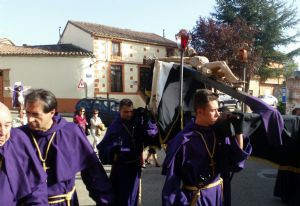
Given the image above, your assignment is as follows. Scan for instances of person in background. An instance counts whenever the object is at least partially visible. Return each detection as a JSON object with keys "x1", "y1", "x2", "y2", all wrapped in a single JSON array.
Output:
[
  {"x1": 97, "y1": 99, "x2": 155, "y2": 206},
  {"x1": 12, "y1": 108, "x2": 28, "y2": 127},
  {"x1": 21, "y1": 89, "x2": 114, "y2": 206},
  {"x1": 144, "y1": 147, "x2": 160, "y2": 167},
  {"x1": 73, "y1": 107, "x2": 88, "y2": 134},
  {"x1": 0, "y1": 102, "x2": 48, "y2": 205},
  {"x1": 90, "y1": 109, "x2": 105, "y2": 151}
]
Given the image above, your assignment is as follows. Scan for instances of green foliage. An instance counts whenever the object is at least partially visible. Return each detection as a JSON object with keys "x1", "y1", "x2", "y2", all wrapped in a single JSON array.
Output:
[
  {"x1": 191, "y1": 17, "x2": 261, "y2": 81},
  {"x1": 212, "y1": 0, "x2": 300, "y2": 79},
  {"x1": 277, "y1": 100, "x2": 286, "y2": 115},
  {"x1": 256, "y1": 58, "x2": 297, "y2": 82},
  {"x1": 284, "y1": 59, "x2": 298, "y2": 78},
  {"x1": 258, "y1": 65, "x2": 273, "y2": 82}
]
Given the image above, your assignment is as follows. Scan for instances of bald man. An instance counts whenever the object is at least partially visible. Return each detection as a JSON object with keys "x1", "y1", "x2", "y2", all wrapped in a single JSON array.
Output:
[{"x1": 0, "y1": 102, "x2": 48, "y2": 205}]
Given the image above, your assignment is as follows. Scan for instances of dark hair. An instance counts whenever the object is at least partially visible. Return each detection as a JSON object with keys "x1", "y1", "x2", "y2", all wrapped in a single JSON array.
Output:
[
  {"x1": 93, "y1": 109, "x2": 99, "y2": 113},
  {"x1": 25, "y1": 89, "x2": 57, "y2": 113},
  {"x1": 119, "y1": 98, "x2": 133, "y2": 110},
  {"x1": 193, "y1": 89, "x2": 219, "y2": 112}
]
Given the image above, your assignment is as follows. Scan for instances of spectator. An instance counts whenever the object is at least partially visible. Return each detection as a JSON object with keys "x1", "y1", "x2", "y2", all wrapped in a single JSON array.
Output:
[
  {"x1": 73, "y1": 107, "x2": 88, "y2": 135},
  {"x1": 144, "y1": 147, "x2": 160, "y2": 167},
  {"x1": 90, "y1": 109, "x2": 105, "y2": 151},
  {"x1": 12, "y1": 109, "x2": 28, "y2": 127}
]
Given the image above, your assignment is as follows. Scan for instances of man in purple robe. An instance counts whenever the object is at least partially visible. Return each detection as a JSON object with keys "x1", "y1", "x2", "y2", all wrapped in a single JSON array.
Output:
[
  {"x1": 20, "y1": 89, "x2": 114, "y2": 206},
  {"x1": 97, "y1": 99, "x2": 152, "y2": 206},
  {"x1": 0, "y1": 102, "x2": 48, "y2": 205},
  {"x1": 162, "y1": 89, "x2": 252, "y2": 206}
]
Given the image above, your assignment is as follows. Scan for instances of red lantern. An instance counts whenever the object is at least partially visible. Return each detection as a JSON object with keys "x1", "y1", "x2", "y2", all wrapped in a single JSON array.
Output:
[
  {"x1": 239, "y1": 48, "x2": 248, "y2": 62},
  {"x1": 175, "y1": 29, "x2": 191, "y2": 50}
]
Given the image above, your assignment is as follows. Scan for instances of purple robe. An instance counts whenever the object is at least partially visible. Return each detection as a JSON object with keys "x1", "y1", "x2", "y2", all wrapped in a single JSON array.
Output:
[
  {"x1": 0, "y1": 128, "x2": 48, "y2": 205},
  {"x1": 20, "y1": 113, "x2": 114, "y2": 206},
  {"x1": 272, "y1": 116, "x2": 300, "y2": 206},
  {"x1": 97, "y1": 116, "x2": 146, "y2": 206},
  {"x1": 162, "y1": 121, "x2": 252, "y2": 206},
  {"x1": 244, "y1": 95, "x2": 284, "y2": 146}
]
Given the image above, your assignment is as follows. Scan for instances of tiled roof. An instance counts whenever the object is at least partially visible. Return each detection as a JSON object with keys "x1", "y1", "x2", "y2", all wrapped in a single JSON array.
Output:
[
  {"x1": 0, "y1": 38, "x2": 14, "y2": 45},
  {"x1": 0, "y1": 43, "x2": 93, "y2": 56},
  {"x1": 68, "y1": 21, "x2": 177, "y2": 48}
]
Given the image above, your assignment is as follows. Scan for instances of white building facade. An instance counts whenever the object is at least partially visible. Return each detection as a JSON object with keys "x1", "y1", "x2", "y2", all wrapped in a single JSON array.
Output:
[
  {"x1": 60, "y1": 21, "x2": 177, "y2": 107},
  {"x1": 0, "y1": 21, "x2": 177, "y2": 112},
  {"x1": 0, "y1": 43, "x2": 93, "y2": 112}
]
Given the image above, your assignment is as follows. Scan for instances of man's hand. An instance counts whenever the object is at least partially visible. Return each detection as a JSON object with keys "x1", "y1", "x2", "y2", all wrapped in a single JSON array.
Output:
[
  {"x1": 231, "y1": 111, "x2": 244, "y2": 149},
  {"x1": 231, "y1": 111, "x2": 244, "y2": 135}
]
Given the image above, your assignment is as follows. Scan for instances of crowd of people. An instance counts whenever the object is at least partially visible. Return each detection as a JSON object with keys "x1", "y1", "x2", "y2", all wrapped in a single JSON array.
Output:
[{"x1": 1, "y1": 87, "x2": 295, "y2": 206}]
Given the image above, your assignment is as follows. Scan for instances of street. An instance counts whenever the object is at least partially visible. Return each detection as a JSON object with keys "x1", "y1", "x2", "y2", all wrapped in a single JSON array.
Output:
[
  {"x1": 76, "y1": 136, "x2": 285, "y2": 206},
  {"x1": 10, "y1": 112, "x2": 285, "y2": 206}
]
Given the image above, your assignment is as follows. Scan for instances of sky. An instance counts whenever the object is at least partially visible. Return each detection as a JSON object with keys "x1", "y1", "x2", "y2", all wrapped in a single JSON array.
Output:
[{"x1": 0, "y1": 0, "x2": 299, "y2": 67}]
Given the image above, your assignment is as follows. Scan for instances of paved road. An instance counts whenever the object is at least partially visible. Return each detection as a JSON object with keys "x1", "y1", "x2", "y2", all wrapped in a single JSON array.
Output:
[{"x1": 76, "y1": 143, "x2": 285, "y2": 206}]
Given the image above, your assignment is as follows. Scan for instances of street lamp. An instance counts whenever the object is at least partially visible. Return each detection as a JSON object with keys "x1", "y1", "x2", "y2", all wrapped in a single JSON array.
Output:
[{"x1": 175, "y1": 29, "x2": 191, "y2": 129}]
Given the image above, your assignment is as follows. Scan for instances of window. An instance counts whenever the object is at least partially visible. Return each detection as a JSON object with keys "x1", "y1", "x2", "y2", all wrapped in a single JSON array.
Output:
[
  {"x1": 139, "y1": 67, "x2": 151, "y2": 94},
  {"x1": 77, "y1": 99, "x2": 93, "y2": 110},
  {"x1": 110, "y1": 101, "x2": 119, "y2": 112},
  {"x1": 112, "y1": 42, "x2": 120, "y2": 56},
  {"x1": 110, "y1": 65, "x2": 123, "y2": 92},
  {"x1": 166, "y1": 48, "x2": 175, "y2": 57}
]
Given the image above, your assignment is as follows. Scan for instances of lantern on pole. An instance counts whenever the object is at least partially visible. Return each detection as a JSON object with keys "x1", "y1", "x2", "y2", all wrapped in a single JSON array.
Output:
[
  {"x1": 175, "y1": 29, "x2": 191, "y2": 105},
  {"x1": 175, "y1": 29, "x2": 191, "y2": 129},
  {"x1": 239, "y1": 43, "x2": 249, "y2": 112},
  {"x1": 238, "y1": 43, "x2": 249, "y2": 87}
]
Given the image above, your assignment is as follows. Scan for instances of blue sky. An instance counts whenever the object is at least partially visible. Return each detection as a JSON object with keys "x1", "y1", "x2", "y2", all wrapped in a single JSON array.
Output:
[
  {"x1": 0, "y1": 0, "x2": 215, "y2": 45},
  {"x1": 0, "y1": 0, "x2": 299, "y2": 67}
]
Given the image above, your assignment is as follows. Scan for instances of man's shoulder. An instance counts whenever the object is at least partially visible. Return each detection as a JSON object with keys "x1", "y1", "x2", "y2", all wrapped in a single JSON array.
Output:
[
  {"x1": 9, "y1": 128, "x2": 33, "y2": 151},
  {"x1": 107, "y1": 119, "x2": 122, "y2": 130},
  {"x1": 167, "y1": 129, "x2": 194, "y2": 147},
  {"x1": 57, "y1": 121, "x2": 85, "y2": 137},
  {"x1": 11, "y1": 127, "x2": 30, "y2": 140},
  {"x1": 62, "y1": 121, "x2": 79, "y2": 129}
]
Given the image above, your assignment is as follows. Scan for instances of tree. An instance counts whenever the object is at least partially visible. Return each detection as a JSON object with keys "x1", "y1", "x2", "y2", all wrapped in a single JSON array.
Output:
[
  {"x1": 283, "y1": 59, "x2": 299, "y2": 79},
  {"x1": 212, "y1": 0, "x2": 300, "y2": 74},
  {"x1": 191, "y1": 17, "x2": 262, "y2": 90}
]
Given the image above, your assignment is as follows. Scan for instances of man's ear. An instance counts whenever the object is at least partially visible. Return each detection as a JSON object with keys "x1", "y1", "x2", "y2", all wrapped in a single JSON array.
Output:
[
  {"x1": 49, "y1": 109, "x2": 56, "y2": 117},
  {"x1": 195, "y1": 107, "x2": 203, "y2": 116}
]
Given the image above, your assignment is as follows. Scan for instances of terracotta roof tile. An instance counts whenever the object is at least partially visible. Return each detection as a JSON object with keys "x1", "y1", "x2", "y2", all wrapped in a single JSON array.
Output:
[
  {"x1": 0, "y1": 43, "x2": 93, "y2": 56},
  {"x1": 69, "y1": 21, "x2": 177, "y2": 47},
  {"x1": 0, "y1": 38, "x2": 14, "y2": 45}
]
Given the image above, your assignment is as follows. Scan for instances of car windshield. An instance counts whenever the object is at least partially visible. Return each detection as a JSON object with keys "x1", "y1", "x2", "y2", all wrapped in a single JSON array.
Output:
[{"x1": 110, "y1": 101, "x2": 119, "y2": 111}]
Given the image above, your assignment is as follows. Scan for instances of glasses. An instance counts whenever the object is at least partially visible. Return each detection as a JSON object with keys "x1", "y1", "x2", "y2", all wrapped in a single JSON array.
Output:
[{"x1": 80, "y1": 111, "x2": 85, "y2": 113}]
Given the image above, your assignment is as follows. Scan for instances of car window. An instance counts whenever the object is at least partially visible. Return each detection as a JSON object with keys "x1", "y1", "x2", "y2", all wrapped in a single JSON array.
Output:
[
  {"x1": 110, "y1": 101, "x2": 119, "y2": 112},
  {"x1": 77, "y1": 99, "x2": 93, "y2": 110},
  {"x1": 93, "y1": 100, "x2": 109, "y2": 111},
  {"x1": 103, "y1": 101, "x2": 109, "y2": 111}
]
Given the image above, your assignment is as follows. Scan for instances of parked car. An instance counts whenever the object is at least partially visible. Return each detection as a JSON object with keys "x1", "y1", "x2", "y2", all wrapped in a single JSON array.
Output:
[
  {"x1": 218, "y1": 93, "x2": 241, "y2": 109},
  {"x1": 258, "y1": 94, "x2": 278, "y2": 107},
  {"x1": 75, "y1": 97, "x2": 120, "y2": 127}
]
